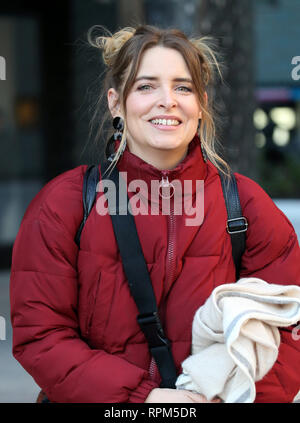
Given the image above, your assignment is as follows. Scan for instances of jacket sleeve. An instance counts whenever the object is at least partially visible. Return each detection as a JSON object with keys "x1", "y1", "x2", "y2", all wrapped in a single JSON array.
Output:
[
  {"x1": 10, "y1": 178, "x2": 158, "y2": 403},
  {"x1": 236, "y1": 173, "x2": 300, "y2": 403}
]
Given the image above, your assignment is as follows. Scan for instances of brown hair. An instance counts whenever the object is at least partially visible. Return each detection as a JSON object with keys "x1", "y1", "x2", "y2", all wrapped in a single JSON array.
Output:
[{"x1": 87, "y1": 25, "x2": 230, "y2": 177}]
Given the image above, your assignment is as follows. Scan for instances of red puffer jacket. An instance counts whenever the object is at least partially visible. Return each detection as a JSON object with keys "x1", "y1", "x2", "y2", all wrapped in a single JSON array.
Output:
[{"x1": 10, "y1": 137, "x2": 300, "y2": 403}]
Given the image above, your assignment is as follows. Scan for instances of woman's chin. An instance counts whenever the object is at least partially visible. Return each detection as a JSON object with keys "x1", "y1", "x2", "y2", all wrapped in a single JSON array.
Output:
[{"x1": 147, "y1": 138, "x2": 187, "y2": 151}]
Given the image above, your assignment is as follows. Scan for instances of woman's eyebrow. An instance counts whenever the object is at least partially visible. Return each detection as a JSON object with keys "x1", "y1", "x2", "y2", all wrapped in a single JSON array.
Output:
[
  {"x1": 135, "y1": 76, "x2": 157, "y2": 82},
  {"x1": 134, "y1": 76, "x2": 193, "y2": 83},
  {"x1": 173, "y1": 77, "x2": 193, "y2": 83}
]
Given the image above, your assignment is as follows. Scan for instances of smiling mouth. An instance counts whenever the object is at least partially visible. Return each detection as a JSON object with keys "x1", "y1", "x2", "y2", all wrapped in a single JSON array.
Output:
[{"x1": 149, "y1": 118, "x2": 181, "y2": 126}]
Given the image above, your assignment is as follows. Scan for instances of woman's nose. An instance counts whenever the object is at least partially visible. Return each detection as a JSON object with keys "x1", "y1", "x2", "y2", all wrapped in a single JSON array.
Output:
[{"x1": 158, "y1": 88, "x2": 177, "y2": 109}]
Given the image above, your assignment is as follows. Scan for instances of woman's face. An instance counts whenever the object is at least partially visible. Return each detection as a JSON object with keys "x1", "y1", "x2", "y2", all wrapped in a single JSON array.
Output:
[{"x1": 109, "y1": 46, "x2": 203, "y2": 169}]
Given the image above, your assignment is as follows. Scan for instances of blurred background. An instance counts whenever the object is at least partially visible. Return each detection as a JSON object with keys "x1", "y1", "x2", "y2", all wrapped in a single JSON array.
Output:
[{"x1": 0, "y1": 0, "x2": 300, "y2": 402}]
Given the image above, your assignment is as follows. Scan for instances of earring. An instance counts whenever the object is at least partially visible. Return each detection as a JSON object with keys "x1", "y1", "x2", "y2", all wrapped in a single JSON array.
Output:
[
  {"x1": 197, "y1": 118, "x2": 207, "y2": 163},
  {"x1": 113, "y1": 116, "x2": 124, "y2": 140},
  {"x1": 113, "y1": 116, "x2": 126, "y2": 156}
]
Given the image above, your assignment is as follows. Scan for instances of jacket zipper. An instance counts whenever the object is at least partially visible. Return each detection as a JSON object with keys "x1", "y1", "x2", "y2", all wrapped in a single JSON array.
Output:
[
  {"x1": 166, "y1": 204, "x2": 177, "y2": 291},
  {"x1": 149, "y1": 357, "x2": 158, "y2": 381},
  {"x1": 161, "y1": 170, "x2": 177, "y2": 293},
  {"x1": 148, "y1": 171, "x2": 177, "y2": 382}
]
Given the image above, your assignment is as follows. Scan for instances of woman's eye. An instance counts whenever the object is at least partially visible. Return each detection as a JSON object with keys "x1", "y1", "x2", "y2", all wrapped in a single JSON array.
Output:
[
  {"x1": 176, "y1": 86, "x2": 192, "y2": 93},
  {"x1": 137, "y1": 84, "x2": 153, "y2": 91}
]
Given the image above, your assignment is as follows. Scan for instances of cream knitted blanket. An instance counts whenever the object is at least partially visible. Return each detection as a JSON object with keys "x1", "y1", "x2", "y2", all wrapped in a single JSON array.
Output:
[{"x1": 176, "y1": 277, "x2": 300, "y2": 403}]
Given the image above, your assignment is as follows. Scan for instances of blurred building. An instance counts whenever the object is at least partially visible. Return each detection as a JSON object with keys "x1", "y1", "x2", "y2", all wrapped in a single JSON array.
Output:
[
  {"x1": 0, "y1": 0, "x2": 299, "y2": 269},
  {"x1": 254, "y1": 0, "x2": 300, "y2": 199}
]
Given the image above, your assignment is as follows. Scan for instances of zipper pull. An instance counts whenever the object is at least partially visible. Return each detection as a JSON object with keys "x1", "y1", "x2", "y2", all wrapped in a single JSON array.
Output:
[
  {"x1": 159, "y1": 171, "x2": 174, "y2": 199},
  {"x1": 161, "y1": 174, "x2": 170, "y2": 188}
]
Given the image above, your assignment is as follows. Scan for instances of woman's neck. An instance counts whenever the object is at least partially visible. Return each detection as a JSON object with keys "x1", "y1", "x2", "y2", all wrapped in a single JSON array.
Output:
[{"x1": 126, "y1": 142, "x2": 189, "y2": 171}]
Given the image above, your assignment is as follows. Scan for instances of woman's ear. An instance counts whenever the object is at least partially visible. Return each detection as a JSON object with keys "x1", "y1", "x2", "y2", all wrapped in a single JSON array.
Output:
[{"x1": 107, "y1": 88, "x2": 121, "y2": 117}]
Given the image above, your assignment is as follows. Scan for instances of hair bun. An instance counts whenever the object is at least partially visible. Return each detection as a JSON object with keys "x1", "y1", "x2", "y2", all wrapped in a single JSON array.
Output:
[{"x1": 87, "y1": 26, "x2": 136, "y2": 67}]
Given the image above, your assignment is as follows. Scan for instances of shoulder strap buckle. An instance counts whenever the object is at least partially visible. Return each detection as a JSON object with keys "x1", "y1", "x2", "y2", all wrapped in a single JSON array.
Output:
[
  {"x1": 137, "y1": 312, "x2": 170, "y2": 349},
  {"x1": 227, "y1": 216, "x2": 248, "y2": 234}
]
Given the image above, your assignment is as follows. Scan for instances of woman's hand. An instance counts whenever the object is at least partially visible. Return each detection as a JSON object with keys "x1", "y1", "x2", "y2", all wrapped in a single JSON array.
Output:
[{"x1": 145, "y1": 388, "x2": 221, "y2": 403}]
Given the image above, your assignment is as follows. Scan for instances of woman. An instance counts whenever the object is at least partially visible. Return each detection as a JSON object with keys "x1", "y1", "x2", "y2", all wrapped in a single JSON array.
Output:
[{"x1": 10, "y1": 25, "x2": 300, "y2": 403}]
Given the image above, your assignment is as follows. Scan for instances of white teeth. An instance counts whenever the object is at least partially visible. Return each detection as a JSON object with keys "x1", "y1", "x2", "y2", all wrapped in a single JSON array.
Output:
[{"x1": 150, "y1": 118, "x2": 180, "y2": 126}]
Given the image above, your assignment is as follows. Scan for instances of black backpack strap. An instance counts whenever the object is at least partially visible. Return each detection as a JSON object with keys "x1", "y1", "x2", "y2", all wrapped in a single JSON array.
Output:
[
  {"x1": 75, "y1": 165, "x2": 100, "y2": 247},
  {"x1": 76, "y1": 161, "x2": 177, "y2": 388},
  {"x1": 106, "y1": 164, "x2": 177, "y2": 388},
  {"x1": 219, "y1": 171, "x2": 248, "y2": 280}
]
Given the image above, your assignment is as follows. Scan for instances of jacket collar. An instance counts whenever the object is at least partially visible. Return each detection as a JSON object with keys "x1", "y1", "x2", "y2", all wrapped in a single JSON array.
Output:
[{"x1": 115, "y1": 135, "x2": 207, "y2": 198}]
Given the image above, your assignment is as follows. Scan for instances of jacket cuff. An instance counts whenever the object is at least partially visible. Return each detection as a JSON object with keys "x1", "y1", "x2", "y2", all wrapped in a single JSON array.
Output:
[{"x1": 128, "y1": 379, "x2": 159, "y2": 403}]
